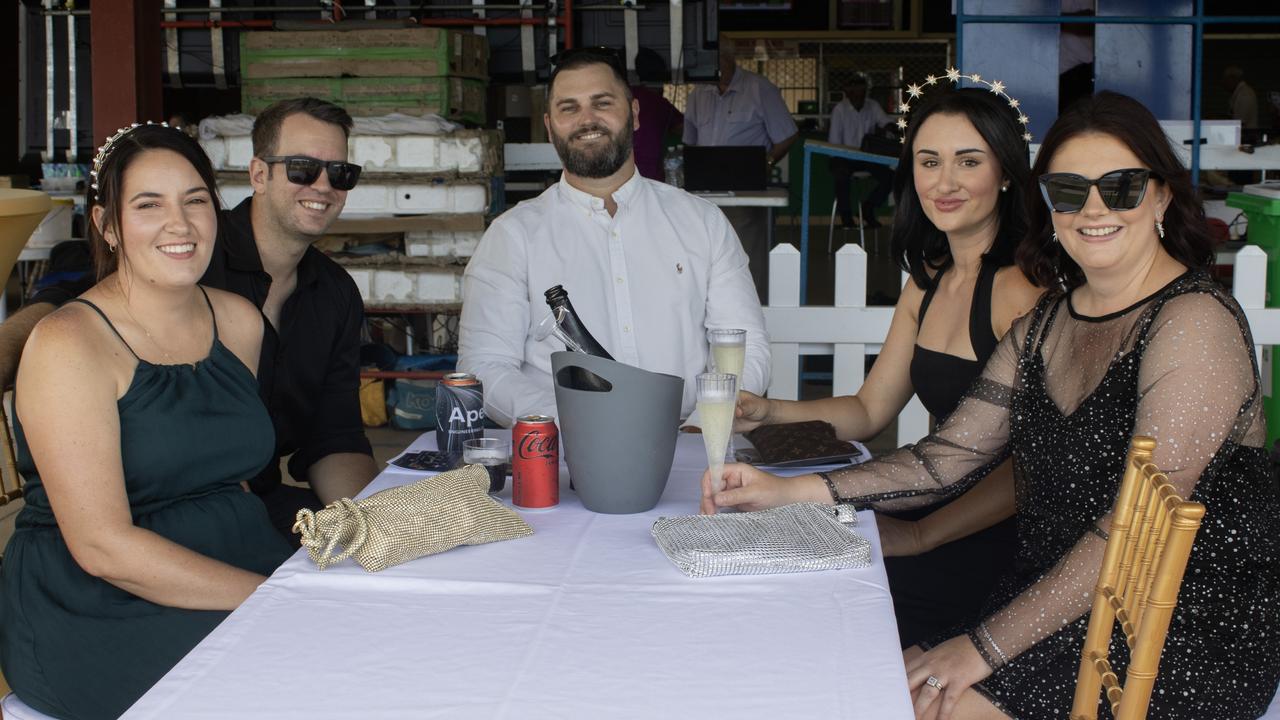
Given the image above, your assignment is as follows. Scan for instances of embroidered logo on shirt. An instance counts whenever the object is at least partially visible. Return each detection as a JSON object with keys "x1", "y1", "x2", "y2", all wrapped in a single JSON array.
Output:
[{"x1": 676, "y1": 263, "x2": 684, "y2": 274}]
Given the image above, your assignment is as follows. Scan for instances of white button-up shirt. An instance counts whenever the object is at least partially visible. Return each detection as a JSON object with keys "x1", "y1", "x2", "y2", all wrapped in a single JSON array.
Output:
[
  {"x1": 827, "y1": 97, "x2": 890, "y2": 149},
  {"x1": 683, "y1": 68, "x2": 798, "y2": 149},
  {"x1": 459, "y1": 170, "x2": 770, "y2": 426}
]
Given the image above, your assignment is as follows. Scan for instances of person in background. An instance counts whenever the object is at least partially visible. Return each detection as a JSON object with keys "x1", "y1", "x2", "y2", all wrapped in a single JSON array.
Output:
[
  {"x1": 459, "y1": 46, "x2": 768, "y2": 426},
  {"x1": 0, "y1": 98, "x2": 378, "y2": 544},
  {"x1": 683, "y1": 43, "x2": 799, "y2": 300},
  {"x1": 706, "y1": 91, "x2": 1280, "y2": 720},
  {"x1": 827, "y1": 73, "x2": 894, "y2": 229},
  {"x1": 630, "y1": 47, "x2": 683, "y2": 182},
  {"x1": 736, "y1": 87, "x2": 1043, "y2": 649},
  {"x1": 0, "y1": 122, "x2": 292, "y2": 720},
  {"x1": 1223, "y1": 66, "x2": 1259, "y2": 130}
]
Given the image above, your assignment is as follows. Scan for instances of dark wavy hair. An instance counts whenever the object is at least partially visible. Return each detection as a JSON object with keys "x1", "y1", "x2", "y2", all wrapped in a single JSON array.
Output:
[
  {"x1": 87, "y1": 123, "x2": 222, "y2": 281},
  {"x1": 890, "y1": 87, "x2": 1032, "y2": 290},
  {"x1": 1017, "y1": 91, "x2": 1213, "y2": 290}
]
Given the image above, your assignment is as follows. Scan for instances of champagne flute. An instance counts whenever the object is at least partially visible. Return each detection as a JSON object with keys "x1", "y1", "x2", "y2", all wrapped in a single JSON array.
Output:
[
  {"x1": 707, "y1": 329, "x2": 747, "y2": 460},
  {"x1": 697, "y1": 372, "x2": 738, "y2": 501}
]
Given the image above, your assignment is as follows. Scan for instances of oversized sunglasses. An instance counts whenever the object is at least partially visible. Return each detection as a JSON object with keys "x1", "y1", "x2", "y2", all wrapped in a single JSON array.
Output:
[
  {"x1": 259, "y1": 155, "x2": 362, "y2": 191},
  {"x1": 1037, "y1": 168, "x2": 1156, "y2": 214}
]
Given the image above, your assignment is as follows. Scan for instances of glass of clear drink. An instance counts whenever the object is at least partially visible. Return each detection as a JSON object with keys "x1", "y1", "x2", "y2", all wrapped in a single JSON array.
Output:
[
  {"x1": 707, "y1": 329, "x2": 746, "y2": 460},
  {"x1": 696, "y1": 372, "x2": 738, "y2": 499},
  {"x1": 463, "y1": 437, "x2": 511, "y2": 494}
]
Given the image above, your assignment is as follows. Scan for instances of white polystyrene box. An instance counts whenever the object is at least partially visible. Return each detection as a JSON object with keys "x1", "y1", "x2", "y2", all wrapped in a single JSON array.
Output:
[
  {"x1": 343, "y1": 185, "x2": 388, "y2": 213},
  {"x1": 415, "y1": 269, "x2": 460, "y2": 302},
  {"x1": 200, "y1": 138, "x2": 227, "y2": 169},
  {"x1": 441, "y1": 138, "x2": 481, "y2": 173},
  {"x1": 397, "y1": 137, "x2": 439, "y2": 170},
  {"x1": 219, "y1": 184, "x2": 253, "y2": 209},
  {"x1": 226, "y1": 137, "x2": 254, "y2": 169},
  {"x1": 353, "y1": 137, "x2": 394, "y2": 170},
  {"x1": 372, "y1": 270, "x2": 415, "y2": 303},
  {"x1": 453, "y1": 185, "x2": 487, "y2": 213},
  {"x1": 345, "y1": 268, "x2": 373, "y2": 300}
]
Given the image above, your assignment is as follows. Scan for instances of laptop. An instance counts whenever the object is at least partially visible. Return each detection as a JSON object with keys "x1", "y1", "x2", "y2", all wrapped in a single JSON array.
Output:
[{"x1": 682, "y1": 145, "x2": 769, "y2": 192}]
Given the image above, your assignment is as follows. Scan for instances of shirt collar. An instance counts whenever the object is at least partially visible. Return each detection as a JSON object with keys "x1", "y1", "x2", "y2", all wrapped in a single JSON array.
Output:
[
  {"x1": 556, "y1": 168, "x2": 643, "y2": 212},
  {"x1": 220, "y1": 196, "x2": 321, "y2": 288}
]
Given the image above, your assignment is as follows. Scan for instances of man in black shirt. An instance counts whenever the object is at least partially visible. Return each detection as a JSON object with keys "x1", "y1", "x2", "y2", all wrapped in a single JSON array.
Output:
[{"x1": 0, "y1": 98, "x2": 377, "y2": 543}]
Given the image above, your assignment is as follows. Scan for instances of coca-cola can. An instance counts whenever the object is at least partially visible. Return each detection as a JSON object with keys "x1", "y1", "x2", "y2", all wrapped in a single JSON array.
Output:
[
  {"x1": 436, "y1": 373, "x2": 485, "y2": 454},
  {"x1": 512, "y1": 415, "x2": 559, "y2": 509}
]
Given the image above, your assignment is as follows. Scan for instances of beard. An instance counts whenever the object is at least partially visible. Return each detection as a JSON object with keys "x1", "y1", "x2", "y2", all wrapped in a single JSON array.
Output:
[{"x1": 551, "y1": 117, "x2": 634, "y2": 179}]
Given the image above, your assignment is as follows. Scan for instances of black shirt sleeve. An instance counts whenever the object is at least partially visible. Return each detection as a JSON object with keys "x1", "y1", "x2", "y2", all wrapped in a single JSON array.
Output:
[
  {"x1": 285, "y1": 268, "x2": 373, "y2": 481},
  {"x1": 26, "y1": 240, "x2": 95, "y2": 307}
]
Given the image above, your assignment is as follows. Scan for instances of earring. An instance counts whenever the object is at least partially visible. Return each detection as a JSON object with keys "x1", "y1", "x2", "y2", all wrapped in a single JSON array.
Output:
[
  {"x1": 1051, "y1": 231, "x2": 1058, "y2": 243},
  {"x1": 1000, "y1": 182, "x2": 1009, "y2": 192},
  {"x1": 1156, "y1": 220, "x2": 1165, "y2": 239},
  {"x1": 107, "y1": 243, "x2": 117, "y2": 254}
]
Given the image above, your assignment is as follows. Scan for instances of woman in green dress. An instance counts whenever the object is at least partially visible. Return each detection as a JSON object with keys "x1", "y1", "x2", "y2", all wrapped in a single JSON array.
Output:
[{"x1": 0, "y1": 123, "x2": 291, "y2": 719}]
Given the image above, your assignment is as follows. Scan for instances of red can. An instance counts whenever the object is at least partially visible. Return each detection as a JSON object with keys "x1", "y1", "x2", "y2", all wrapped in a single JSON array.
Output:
[{"x1": 512, "y1": 415, "x2": 559, "y2": 509}]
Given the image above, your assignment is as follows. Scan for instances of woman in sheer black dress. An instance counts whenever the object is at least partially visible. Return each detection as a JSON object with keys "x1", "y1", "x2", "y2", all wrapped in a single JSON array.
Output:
[{"x1": 704, "y1": 92, "x2": 1280, "y2": 720}]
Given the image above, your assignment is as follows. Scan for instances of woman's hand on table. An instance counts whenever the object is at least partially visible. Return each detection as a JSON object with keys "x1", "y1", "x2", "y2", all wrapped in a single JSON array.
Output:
[
  {"x1": 699, "y1": 464, "x2": 831, "y2": 515},
  {"x1": 733, "y1": 390, "x2": 772, "y2": 433},
  {"x1": 877, "y1": 514, "x2": 928, "y2": 557},
  {"x1": 903, "y1": 635, "x2": 992, "y2": 720}
]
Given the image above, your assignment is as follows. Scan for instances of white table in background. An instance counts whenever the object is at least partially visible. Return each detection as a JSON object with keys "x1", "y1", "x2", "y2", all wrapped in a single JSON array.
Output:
[{"x1": 125, "y1": 433, "x2": 912, "y2": 719}]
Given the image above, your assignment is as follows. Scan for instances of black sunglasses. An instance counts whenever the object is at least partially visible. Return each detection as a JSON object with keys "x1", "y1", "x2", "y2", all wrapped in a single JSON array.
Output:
[
  {"x1": 548, "y1": 46, "x2": 626, "y2": 78},
  {"x1": 259, "y1": 155, "x2": 362, "y2": 191},
  {"x1": 1037, "y1": 168, "x2": 1157, "y2": 214}
]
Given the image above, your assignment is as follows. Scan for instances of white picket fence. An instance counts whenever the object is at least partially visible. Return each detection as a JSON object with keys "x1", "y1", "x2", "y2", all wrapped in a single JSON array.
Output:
[{"x1": 762, "y1": 243, "x2": 1278, "y2": 446}]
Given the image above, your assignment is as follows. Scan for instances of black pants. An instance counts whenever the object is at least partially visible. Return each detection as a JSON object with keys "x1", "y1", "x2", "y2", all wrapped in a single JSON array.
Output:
[
  {"x1": 255, "y1": 483, "x2": 325, "y2": 550},
  {"x1": 829, "y1": 157, "x2": 894, "y2": 227}
]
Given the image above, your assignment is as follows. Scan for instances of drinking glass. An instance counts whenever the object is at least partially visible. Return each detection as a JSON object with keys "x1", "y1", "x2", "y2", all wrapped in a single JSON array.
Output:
[
  {"x1": 463, "y1": 437, "x2": 511, "y2": 494},
  {"x1": 707, "y1": 328, "x2": 747, "y2": 379},
  {"x1": 696, "y1": 372, "x2": 738, "y2": 499},
  {"x1": 707, "y1": 329, "x2": 746, "y2": 459}
]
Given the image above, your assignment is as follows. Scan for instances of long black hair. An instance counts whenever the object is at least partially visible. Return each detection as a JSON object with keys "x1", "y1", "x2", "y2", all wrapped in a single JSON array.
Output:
[
  {"x1": 890, "y1": 87, "x2": 1032, "y2": 289},
  {"x1": 87, "y1": 123, "x2": 222, "y2": 281},
  {"x1": 1017, "y1": 91, "x2": 1212, "y2": 290}
]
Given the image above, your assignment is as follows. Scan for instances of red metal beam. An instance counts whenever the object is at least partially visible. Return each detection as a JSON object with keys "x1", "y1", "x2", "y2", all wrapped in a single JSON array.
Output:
[{"x1": 91, "y1": 0, "x2": 164, "y2": 145}]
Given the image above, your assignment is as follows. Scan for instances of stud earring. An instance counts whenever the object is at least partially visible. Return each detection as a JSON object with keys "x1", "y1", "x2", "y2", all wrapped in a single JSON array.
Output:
[
  {"x1": 1000, "y1": 182, "x2": 1009, "y2": 192},
  {"x1": 1156, "y1": 220, "x2": 1165, "y2": 239}
]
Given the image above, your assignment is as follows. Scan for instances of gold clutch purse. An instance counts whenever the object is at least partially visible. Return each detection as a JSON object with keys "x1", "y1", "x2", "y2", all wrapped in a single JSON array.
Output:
[{"x1": 293, "y1": 465, "x2": 533, "y2": 572}]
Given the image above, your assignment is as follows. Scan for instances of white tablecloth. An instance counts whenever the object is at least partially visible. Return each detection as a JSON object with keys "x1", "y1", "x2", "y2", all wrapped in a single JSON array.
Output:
[{"x1": 125, "y1": 433, "x2": 912, "y2": 719}]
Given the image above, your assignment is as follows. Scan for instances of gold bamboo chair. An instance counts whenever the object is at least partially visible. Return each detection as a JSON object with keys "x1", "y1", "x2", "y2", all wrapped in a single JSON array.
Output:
[
  {"x1": 0, "y1": 395, "x2": 21, "y2": 507},
  {"x1": 1070, "y1": 436, "x2": 1206, "y2": 720}
]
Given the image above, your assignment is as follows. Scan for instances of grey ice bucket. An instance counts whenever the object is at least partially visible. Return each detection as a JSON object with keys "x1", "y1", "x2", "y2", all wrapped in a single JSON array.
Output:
[{"x1": 551, "y1": 351, "x2": 684, "y2": 514}]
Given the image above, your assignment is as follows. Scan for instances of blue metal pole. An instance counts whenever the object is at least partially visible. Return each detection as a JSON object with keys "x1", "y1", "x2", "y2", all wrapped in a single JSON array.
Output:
[
  {"x1": 946, "y1": 14, "x2": 1280, "y2": 25},
  {"x1": 955, "y1": 0, "x2": 964, "y2": 72},
  {"x1": 800, "y1": 144, "x2": 812, "y2": 304},
  {"x1": 1191, "y1": 0, "x2": 1205, "y2": 185}
]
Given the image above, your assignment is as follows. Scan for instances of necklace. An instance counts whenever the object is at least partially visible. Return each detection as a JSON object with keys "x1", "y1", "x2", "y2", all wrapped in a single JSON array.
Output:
[{"x1": 120, "y1": 299, "x2": 179, "y2": 363}]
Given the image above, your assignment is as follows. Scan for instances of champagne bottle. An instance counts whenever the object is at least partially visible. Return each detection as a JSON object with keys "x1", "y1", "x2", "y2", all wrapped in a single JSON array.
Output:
[
  {"x1": 544, "y1": 285, "x2": 613, "y2": 393},
  {"x1": 544, "y1": 285, "x2": 613, "y2": 360}
]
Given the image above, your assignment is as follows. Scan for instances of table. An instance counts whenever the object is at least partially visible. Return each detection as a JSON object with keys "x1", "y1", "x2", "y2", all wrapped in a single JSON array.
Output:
[
  {"x1": 694, "y1": 189, "x2": 790, "y2": 251},
  {"x1": 125, "y1": 433, "x2": 912, "y2": 719}
]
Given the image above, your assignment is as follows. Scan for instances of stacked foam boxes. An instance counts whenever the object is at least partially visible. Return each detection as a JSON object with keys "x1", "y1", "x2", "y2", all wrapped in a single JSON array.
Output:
[{"x1": 209, "y1": 27, "x2": 500, "y2": 315}]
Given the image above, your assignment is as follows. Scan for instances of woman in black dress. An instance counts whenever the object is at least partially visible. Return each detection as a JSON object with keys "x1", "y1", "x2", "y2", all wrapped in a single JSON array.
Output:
[
  {"x1": 707, "y1": 92, "x2": 1280, "y2": 719},
  {"x1": 735, "y1": 87, "x2": 1042, "y2": 647}
]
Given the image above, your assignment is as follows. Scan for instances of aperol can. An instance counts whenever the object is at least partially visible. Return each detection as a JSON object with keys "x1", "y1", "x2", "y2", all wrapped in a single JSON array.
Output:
[
  {"x1": 436, "y1": 373, "x2": 485, "y2": 453},
  {"x1": 512, "y1": 415, "x2": 559, "y2": 508}
]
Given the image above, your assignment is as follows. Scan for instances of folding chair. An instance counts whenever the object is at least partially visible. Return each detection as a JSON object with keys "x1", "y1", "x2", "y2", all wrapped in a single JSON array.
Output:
[{"x1": 1070, "y1": 436, "x2": 1205, "y2": 720}]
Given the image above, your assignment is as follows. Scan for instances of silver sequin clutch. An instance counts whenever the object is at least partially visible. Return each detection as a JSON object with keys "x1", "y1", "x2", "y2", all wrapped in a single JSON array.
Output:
[{"x1": 650, "y1": 503, "x2": 872, "y2": 578}]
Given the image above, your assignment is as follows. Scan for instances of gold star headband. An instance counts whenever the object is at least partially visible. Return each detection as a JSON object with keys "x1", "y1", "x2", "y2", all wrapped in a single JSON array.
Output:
[
  {"x1": 90, "y1": 121, "x2": 177, "y2": 194},
  {"x1": 896, "y1": 67, "x2": 1032, "y2": 145}
]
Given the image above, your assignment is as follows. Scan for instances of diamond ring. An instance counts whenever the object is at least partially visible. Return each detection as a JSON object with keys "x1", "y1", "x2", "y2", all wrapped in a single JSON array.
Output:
[{"x1": 926, "y1": 675, "x2": 946, "y2": 691}]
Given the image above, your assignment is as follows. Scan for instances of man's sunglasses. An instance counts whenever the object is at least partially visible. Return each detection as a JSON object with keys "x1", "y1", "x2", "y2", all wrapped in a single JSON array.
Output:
[
  {"x1": 259, "y1": 155, "x2": 362, "y2": 191},
  {"x1": 1037, "y1": 168, "x2": 1157, "y2": 214}
]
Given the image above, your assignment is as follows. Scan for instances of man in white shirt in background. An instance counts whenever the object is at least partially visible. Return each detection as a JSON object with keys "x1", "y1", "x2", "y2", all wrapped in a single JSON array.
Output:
[
  {"x1": 683, "y1": 44, "x2": 799, "y2": 300},
  {"x1": 1223, "y1": 66, "x2": 1259, "y2": 130},
  {"x1": 827, "y1": 74, "x2": 894, "y2": 230},
  {"x1": 458, "y1": 47, "x2": 769, "y2": 427}
]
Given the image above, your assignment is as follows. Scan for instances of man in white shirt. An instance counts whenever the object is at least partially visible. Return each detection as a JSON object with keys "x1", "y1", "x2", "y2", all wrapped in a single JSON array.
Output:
[
  {"x1": 1223, "y1": 66, "x2": 1259, "y2": 130},
  {"x1": 458, "y1": 47, "x2": 769, "y2": 427},
  {"x1": 683, "y1": 45, "x2": 799, "y2": 300},
  {"x1": 827, "y1": 74, "x2": 894, "y2": 229}
]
